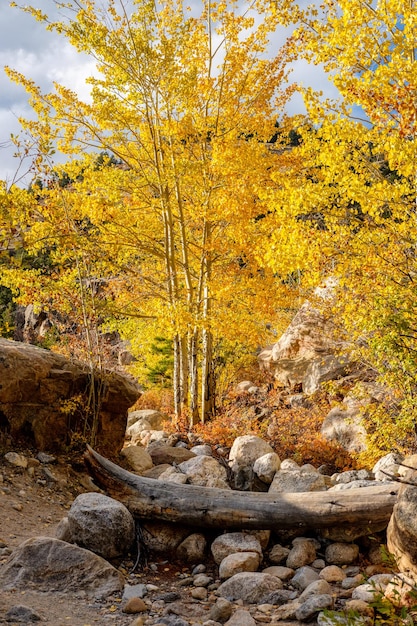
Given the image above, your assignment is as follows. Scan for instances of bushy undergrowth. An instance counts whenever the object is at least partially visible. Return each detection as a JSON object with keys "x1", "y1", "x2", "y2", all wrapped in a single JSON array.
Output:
[
  {"x1": 150, "y1": 383, "x2": 358, "y2": 473},
  {"x1": 193, "y1": 387, "x2": 356, "y2": 472}
]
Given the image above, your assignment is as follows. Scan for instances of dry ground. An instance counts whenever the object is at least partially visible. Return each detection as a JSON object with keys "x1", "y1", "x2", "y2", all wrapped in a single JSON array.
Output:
[{"x1": 0, "y1": 446, "x2": 208, "y2": 626}]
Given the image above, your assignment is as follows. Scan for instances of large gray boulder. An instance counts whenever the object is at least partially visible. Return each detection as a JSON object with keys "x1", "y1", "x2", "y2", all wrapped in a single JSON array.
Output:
[
  {"x1": 0, "y1": 537, "x2": 125, "y2": 598},
  {"x1": 0, "y1": 338, "x2": 141, "y2": 455},
  {"x1": 67, "y1": 493, "x2": 135, "y2": 559}
]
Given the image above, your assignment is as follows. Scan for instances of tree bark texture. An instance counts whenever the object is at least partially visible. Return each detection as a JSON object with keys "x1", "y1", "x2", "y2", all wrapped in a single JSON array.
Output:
[{"x1": 84, "y1": 446, "x2": 399, "y2": 531}]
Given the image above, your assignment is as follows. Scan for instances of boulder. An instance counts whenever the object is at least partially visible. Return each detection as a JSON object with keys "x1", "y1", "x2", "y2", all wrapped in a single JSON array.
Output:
[
  {"x1": 176, "y1": 533, "x2": 207, "y2": 563},
  {"x1": 269, "y1": 468, "x2": 327, "y2": 493},
  {"x1": 321, "y1": 399, "x2": 367, "y2": 453},
  {"x1": 217, "y1": 572, "x2": 283, "y2": 603},
  {"x1": 148, "y1": 445, "x2": 196, "y2": 465},
  {"x1": 127, "y1": 409, "x2": 166, "y2": 430},
  {"x1": 211, "y1": 532, "x2": 263, "y2": 565},
  {"x1": 0, "y1": 536, "x2": 124, "y2": 598},
  {"x1": 141, "y1": 522, "x2": 191, "y2": 554},
  {"x1": 286, "y1": 538, "x2": 317, "y2": 569},
  {"x1": 228, "y1": 435, "x2": 274, "y2": 474},
  {"x1": 253, "y1": 452, "x2": 281, "y2": 484},
  {"x1": 67, "y1": 493, "x2": 135, "y2": 559},
  {"x1": 303, "y1": 354, "x2": 351, "y2": 395},
  {"x1": 0, "y1": 338, "x2": 141, "y2": 455},
  {"x1": 218, "y1": 552, "x2": 261, "y2": 579},
  {"x1": 387, "y1": 482, "x2": 417, "y2": 581},
  {"x1": 120, "y1": 445, "x2": 154, "y2": 474},
  {"x1": 178, "y1": 455, "x2": 230, "y2": 489},
  {"x1": 264, "y1": 291, "x2": 339, "y2": 388},
  {"x1": 157, "y1": 466, "x2": 189, "y2": 483}
]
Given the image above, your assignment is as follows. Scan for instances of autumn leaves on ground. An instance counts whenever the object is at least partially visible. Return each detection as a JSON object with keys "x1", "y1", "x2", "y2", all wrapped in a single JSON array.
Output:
[{"x1": 1, "y1": 0, "x2": 417, "y2": 469}]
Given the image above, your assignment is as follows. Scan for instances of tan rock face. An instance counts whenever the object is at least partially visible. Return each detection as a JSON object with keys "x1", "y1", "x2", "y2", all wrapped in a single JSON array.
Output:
[{"x1": 0, "y1": 338, "x2": 141, "y2": 455}]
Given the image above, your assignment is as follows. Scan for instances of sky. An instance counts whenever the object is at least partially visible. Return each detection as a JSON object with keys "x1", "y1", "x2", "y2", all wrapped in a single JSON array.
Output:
[{"x1": 0, "y1": 1, "x2": 339, "y2": 187}]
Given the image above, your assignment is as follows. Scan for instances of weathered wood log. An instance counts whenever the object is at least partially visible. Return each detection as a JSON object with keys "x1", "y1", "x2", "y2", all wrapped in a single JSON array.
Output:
[{"x1": 84, "y1": 446, "x2": 399, "y2": 531}]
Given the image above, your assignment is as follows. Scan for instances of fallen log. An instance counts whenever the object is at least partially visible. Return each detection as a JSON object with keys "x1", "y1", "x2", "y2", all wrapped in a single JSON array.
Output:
[{"x1": 84, "y1": 446, "x2": 399, "y2": 531}]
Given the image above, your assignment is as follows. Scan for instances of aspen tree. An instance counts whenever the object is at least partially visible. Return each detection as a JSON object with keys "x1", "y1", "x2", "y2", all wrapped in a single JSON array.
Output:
[{"x1": 5, "y1": 0, "x2": 297, "y2": 422}]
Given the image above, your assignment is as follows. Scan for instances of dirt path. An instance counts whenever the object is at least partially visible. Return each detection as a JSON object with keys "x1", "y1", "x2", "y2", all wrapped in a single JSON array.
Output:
[{"x1": 0, "y1": 448, "x2": 211, "y2": 626}]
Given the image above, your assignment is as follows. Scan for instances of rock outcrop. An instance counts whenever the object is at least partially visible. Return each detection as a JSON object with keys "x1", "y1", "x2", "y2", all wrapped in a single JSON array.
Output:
[{"x1": 0, "y1": 338, "x2": 141, "y2": 455}]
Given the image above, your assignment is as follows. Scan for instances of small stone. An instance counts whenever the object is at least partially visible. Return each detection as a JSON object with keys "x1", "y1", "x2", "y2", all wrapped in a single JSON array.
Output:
[
  {"x1": 12, "y1": 503, "x2": 23, "y2": 512},
  {"x1": 344, "y1": 599, "x2": 375, "y2": 617},
  {"x1": 286, "y1": 538, "x2": 317, "y2": 569},
  {"x1": 300, "y1": 579, "x2": 332, "y2": 602},
  {"x1": 123, "y1": 584, "x2": 148, "y2": 600},
  {"x1": 352, "y1": 583, "x2": 381, "y2": 603},
  {"x1": 122, "y1": 597, "x2": 147, "y2": 613},
  {"x1": 319, "y1": 565, "x2": 346, "y2": 582},
  {"x1": 295, "y1": 594, "x2": 333, "y2": 621},
  {"x1": 219, "y1": 552, "x2": 260, "y2": 579},
  {"x1": 191, "y1": 586, "x2": 208, "y2": 600},
  {"x1": 37, "y1": 452, "x2": 56, "y2": 464},
  {"x1": 5, "y1": 605, "x2": 42, "y2": 622},
  {"x1": 341, "y1": 574, "x2": 363, "y2": 589},
  {"x1": 211, "y1": 532, "x2": 262, "y2": 565},
  {"x1": 262, "y1": 565, "x2": 294, "y2": 580},
  {"x1": 155, "y1": 617, "x2": 190, "y2": 626},
  {"x1": 192, "y1": 563, "x2": 206, "y2": 574},
  {"x1": 209, "y1": 597, "x2": 233, "y2": 622},
  {"x1": 224, "y1": 608, "x2": 256, "y2": 626},
  {"x1": 193, "y1": 573, "x2": 212, "y2": 587},
  {"x1": 129, "y1": 618, "x2": 145, "y2": 626},
  {"x1": 325, "y1": 543, "x2": 359, "y2": 566},
  {"x1": 272, "y1": 600, "x2": 300, "y2": 620},
  {"x1": 177, "y1": 533, "x2": 207, "y2": 563},
  {"x1": 155, "y1": 592, "x2": 181, "y2": 602},
  {"x1": 4, "y1": 452, "x2": 28, "y2": 468},
  {"x1": 291, "y1": 566, "x2": 320, "y2": 590},
  {"x1": 263, "y1": 588, "x2": 299, "y2": 604},
  {"x1": 268, "y1": 544, "x2": 290, "y2": 564}
]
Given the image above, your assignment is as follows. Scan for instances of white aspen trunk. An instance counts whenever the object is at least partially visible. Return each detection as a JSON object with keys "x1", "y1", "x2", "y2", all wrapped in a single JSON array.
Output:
[
  {"x1": 179, "y1": 334, "x2": 189, "y2": 413},
  {"x1": 173, "y1": 334, "x2": 181, "y2": 418},
  {"x1": 201, "y1": 224, "x2": 215, "y2": 423},
  {"x1": 189, "y1": 328, "x2": 199, "y2": 425}
]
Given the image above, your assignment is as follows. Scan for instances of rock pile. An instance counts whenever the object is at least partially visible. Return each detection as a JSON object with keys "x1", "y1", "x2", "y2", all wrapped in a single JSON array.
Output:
[{"x1": 2, "y1": 439, "x2": 417, "y2": 626}]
